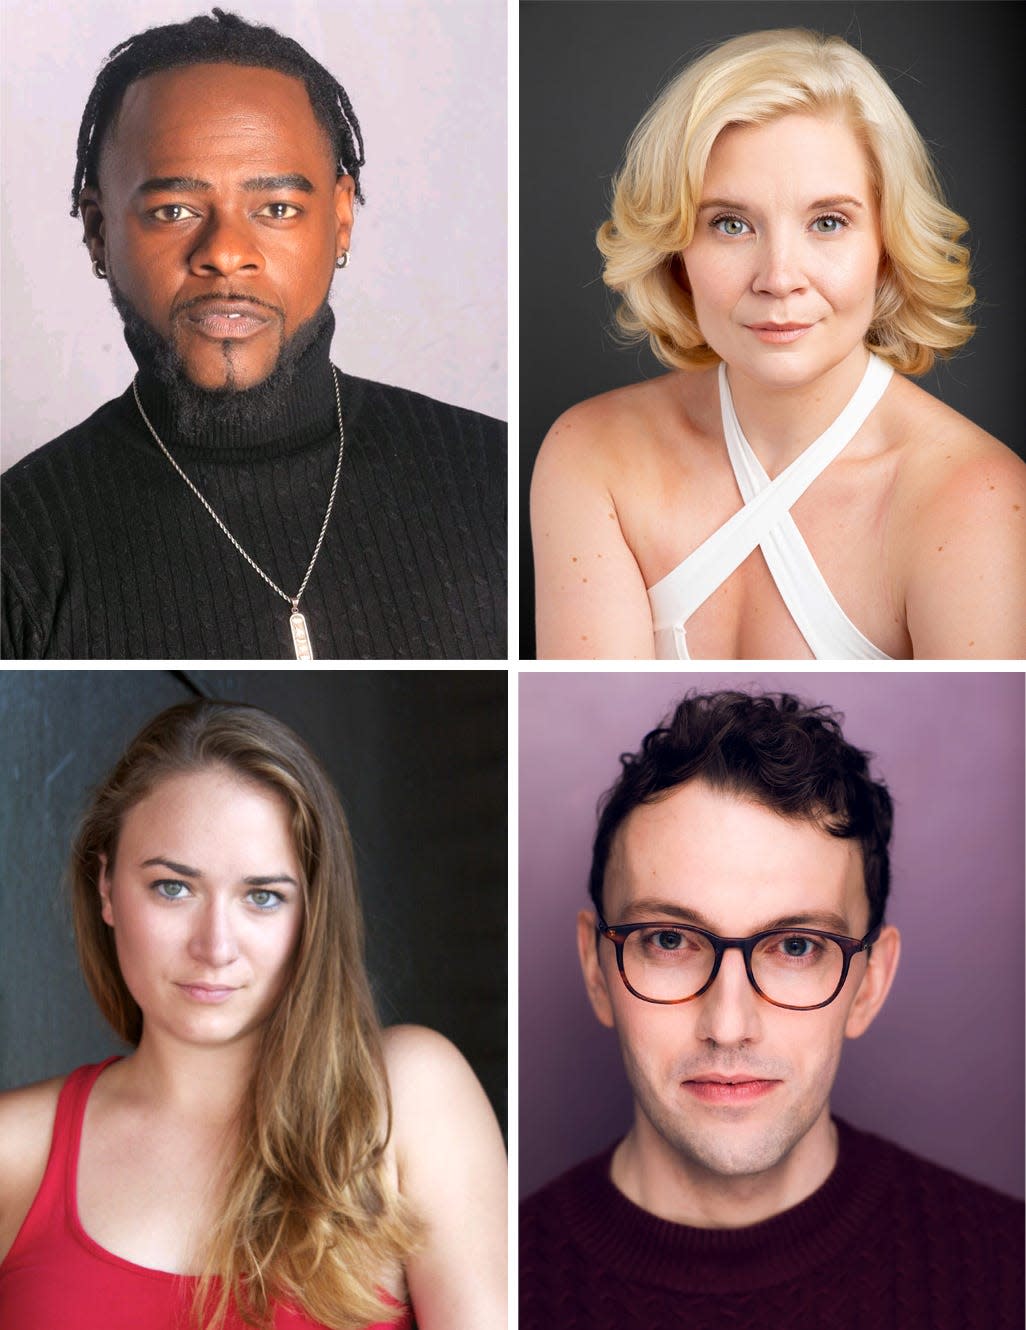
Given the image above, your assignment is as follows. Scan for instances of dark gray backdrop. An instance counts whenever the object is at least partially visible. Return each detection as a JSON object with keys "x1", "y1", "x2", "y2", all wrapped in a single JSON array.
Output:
[
  {"x1": 0, "y1": 670, "x2": 507, "y2": 1135},
  {"x1": 520, "y1": 0, "x2": 1022, "y2": 655}
]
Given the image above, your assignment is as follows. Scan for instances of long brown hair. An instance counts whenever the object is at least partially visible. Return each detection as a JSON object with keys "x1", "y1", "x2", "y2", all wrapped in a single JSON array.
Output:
[{"x1": 69, "y1": 700, "x2": 419, "y2": 1329}]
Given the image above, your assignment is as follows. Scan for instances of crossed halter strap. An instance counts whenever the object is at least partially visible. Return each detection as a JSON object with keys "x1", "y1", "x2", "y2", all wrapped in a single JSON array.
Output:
[{"x1": 647, "y1": 353, "x2": 895, "y2": 660}]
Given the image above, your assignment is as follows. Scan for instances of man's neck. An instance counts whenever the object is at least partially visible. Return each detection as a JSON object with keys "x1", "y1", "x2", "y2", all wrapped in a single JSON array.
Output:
[{"x1": 609, "y1": 1103, "x2": 839, "y2": 1229}]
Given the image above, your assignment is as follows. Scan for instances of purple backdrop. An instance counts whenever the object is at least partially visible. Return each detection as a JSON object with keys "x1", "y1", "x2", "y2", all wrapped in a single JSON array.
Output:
[{"x1": 518, "y1": 671, "x2": 1025, "y2": 1201}]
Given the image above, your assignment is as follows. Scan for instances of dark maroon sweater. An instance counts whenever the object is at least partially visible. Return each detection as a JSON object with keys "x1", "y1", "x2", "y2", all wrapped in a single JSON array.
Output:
[{"x1": 520, "y1": 1119, "x2": 1024, "y2": 1329}]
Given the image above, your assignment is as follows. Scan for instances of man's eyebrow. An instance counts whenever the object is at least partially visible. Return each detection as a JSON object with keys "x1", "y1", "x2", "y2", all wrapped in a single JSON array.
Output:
[
  {"x1": 696, "y1": 195, "x2": 865, "y2": 214},
  {"x1": 241, "y1": 174, "x2": 316, "y2": 193},
  {"x1": 617, "y1": 899, "x2": 851, "y2": 935},
  {"x1": 136, "y1": 177, "x2": 213, "y2": 196},
  {"x1": 135, "y1": 174, "x2": 316, "y2": 196},
  {"x1": 139, "y1": 858, "x2": 298, "y2": 889}
]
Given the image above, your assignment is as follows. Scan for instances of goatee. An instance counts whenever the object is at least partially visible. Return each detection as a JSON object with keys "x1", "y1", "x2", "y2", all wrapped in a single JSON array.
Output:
[{"x1": 109, "y1": 278, "x2": 333, "y2": 440}]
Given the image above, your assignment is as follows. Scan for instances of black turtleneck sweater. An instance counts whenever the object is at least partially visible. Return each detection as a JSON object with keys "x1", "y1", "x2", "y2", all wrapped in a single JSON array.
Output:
[
  {"x1": 520, "y1": 1120, "x2": 1024, "y2": 1329},
  {"x1": 1, "y1": 315, "x2": 505, "y2": 659}
]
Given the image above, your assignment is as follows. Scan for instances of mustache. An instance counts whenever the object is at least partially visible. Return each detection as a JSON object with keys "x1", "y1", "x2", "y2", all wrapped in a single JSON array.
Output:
[{"x1": 172, "y1": 292, "x2": 285, "y2": 319}]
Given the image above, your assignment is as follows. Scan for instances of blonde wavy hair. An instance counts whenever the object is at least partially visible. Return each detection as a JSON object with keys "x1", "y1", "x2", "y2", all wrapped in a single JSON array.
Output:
[
  {"x1": 597, "y1": 28, "x2": 975, "y2": 376},
  {"x1": 69, "y1": 700, "x2": 419, "y2": 1330}
]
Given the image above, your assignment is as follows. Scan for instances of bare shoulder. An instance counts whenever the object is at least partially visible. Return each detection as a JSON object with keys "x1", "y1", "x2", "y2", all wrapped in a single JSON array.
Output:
[
  {"x1": 381, "y1": 1027, "x2": 506, "y2": 1329},
  {"x1": 887, "y1": 377, "x2": 1026, "y2": 657},
  {"x1": 382, "y1": 1024, "x2": 502, "y2": 1167},
  {"x1": 534, "y1": 372, "x2": 690, "y2": 475},
  {"x1": 0, "y1": 1075, "x2": 66, "y2": 1171},
  {"x1": 382, "y1": 1025, "x2": 486, "y2": 1112},
  {"x1": 890, "y1": 376, "x2": 1025, "y2": 507},
  {"x1": 0, "y1": 1075, "x2": 67, "y2": 1260}
]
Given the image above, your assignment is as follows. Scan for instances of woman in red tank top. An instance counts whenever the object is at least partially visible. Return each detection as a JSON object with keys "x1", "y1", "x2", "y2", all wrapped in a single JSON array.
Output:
[{"x1": 0, "y1": 701, "x2": 507, "y2": 1330}]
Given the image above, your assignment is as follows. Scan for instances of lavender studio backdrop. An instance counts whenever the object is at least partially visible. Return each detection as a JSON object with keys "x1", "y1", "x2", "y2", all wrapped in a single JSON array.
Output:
[
  {"x1": 519, "y1": 671, "x2": 1025, "y2": 1201},
  {"x1": 0, "y1": 0, "x2": 506, "y2": 470}
]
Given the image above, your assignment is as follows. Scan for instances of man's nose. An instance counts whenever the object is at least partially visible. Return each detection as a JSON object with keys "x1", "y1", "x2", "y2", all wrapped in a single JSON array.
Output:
[{"x1": 691, "y1": 947, "x2": 764, "y2": 1046}]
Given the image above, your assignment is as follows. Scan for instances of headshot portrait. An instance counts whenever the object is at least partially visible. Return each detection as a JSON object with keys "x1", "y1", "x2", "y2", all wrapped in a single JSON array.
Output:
[
  {"x1": 0, "y1": 670, "x2": 507, "y2": 1328},
  {"x1": 519, "y1": 670, "x2": 1024, "y2": 1328},
  {"x1": 1, "y1": 1, "x2": 506, "y2": 661},
  {"x1": 522, "y1": 1, "x2": 1024, "y2": 660}
]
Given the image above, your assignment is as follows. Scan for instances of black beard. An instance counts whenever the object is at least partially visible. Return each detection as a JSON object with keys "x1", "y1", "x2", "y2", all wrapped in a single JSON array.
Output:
[{"x1": 109, "y1": 278, "x2": 333, "y2": 440}]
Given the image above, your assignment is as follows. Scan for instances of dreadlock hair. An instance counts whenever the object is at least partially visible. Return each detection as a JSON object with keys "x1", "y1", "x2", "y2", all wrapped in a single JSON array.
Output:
[{"x1": 70, "y1": 7, "x2": 365, "y2": 218}]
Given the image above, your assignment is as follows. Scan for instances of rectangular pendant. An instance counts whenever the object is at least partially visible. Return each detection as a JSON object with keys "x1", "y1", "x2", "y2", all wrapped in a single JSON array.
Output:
[{"x1": 289, "y1": 611, "x2": 314, "y2": 661}]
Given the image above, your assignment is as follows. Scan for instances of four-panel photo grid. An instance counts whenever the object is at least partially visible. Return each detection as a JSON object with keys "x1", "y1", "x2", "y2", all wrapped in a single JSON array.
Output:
[{"x1": 1, "y1": 4, "x2": 1023, "y2": 1329}]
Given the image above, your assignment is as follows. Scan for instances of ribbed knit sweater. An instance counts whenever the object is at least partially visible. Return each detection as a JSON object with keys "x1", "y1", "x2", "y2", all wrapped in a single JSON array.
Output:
[
  {"x1": 520, "y1": 1120, "x2": 1024, "y2": 1329},
  {"x1": 1, "y1": 315, "x2": 505, "y2": 659}
]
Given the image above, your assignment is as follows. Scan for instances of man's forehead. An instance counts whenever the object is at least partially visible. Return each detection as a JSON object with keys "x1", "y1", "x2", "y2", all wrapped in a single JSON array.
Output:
[
  {"x1": 104, "y1": 61, "x2": 328, "y2": 168},
  {"x1": 606, "y1": 781, "x2": 866, "y2": 931}
]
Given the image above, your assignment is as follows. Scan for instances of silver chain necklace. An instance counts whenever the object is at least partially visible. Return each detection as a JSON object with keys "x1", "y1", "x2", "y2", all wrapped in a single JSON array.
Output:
[{"x1": 132, "y1": 368, "x2": 345, "y2": 660}]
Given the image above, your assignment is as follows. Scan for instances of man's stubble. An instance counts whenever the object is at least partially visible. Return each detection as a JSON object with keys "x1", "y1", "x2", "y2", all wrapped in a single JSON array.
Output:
[{"x1": 108, "y1": 274, "x2": 334, "y2": 440}]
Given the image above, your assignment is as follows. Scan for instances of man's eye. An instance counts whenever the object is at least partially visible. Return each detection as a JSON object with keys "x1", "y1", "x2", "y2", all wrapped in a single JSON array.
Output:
[
  {"x1": 151, "y1": 204, "x2": 199, "y2": 222},
  {"x1": 257, "y1": 202, "x2": 301, "y2": 220}
]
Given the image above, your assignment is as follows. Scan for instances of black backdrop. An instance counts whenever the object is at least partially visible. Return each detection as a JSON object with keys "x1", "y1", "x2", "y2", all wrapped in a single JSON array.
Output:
[
  {"x1": 0, "y1": 670, "x2": 507, "y2": 1135},
  {"x1": 520, "y1": 0, "x2": 1023, "y2": 656}
]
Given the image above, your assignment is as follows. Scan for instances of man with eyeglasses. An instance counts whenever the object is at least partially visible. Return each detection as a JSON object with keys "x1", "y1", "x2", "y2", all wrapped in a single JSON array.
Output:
[{"x1": 520, "y1": 691, "x2": 1022, "y2": 1330}]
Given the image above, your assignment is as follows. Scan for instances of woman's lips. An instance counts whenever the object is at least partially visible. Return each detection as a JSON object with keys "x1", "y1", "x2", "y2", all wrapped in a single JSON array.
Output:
[
  {"x1": 745, "y1": 323, "x2": 814, "y2": 344},
  {"x1": 683, "y1": 1079, "x2": 780, "y2": 1102},
  {"x1": 176, "y1": 983, "x2": 237, "y2": 1003}
]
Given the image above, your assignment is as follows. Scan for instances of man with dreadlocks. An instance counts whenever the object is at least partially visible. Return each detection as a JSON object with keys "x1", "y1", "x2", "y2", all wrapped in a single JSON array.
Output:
[{"x1": 1, "y1": 9, "x2": 506, "y2": 661}]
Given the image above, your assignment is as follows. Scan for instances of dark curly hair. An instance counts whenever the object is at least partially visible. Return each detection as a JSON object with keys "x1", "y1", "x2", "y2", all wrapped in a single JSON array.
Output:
[
  {"x1": 590, "y1": 691, "x2": 893, "y2": 931},
  {"x1": 70, "y1": 7, "x2": 365, "y2": 218}
]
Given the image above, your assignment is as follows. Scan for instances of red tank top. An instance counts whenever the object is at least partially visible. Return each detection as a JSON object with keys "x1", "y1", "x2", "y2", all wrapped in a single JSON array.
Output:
[{"x1": 0, "y1": 1059, "x2": 407, "y2": 1330}]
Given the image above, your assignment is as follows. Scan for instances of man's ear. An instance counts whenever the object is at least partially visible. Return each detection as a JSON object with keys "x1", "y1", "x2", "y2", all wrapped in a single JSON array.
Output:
[
  {"x1": 845, "y1": 924, "x2": 900, "y2": 1039},
  {"x1": 577, "y1": 909, "x2": 615, "y2": 1030},
  {"x1": 333, "y1": 173, "x2": 356, "y2": 261},
  {"x1": 98, "y1": 853, "x2": 115, "y2": 929},
  {"x1": 79, "y1": 187, "x2": 106, "y2": 272}
]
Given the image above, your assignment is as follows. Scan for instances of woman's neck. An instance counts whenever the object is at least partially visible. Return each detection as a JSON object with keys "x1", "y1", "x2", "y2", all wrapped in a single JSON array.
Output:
[
  {"x1": 114, "y1": 1030, "x2": 258, "y2": 1129},
  {"x1": 724, "y1": 344, "x2": 872, "y2": 476}
]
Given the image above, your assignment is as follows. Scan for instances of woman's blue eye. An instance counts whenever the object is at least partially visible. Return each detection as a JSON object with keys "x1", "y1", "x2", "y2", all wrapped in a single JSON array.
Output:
[
  {"x1": 712, "y1": 215, "x2": 750, "y2": 236},
  {"x1": 812, "y1": 214, "x2": 848, "y2": 234},
  {"x1": 153, "y1": 880, "x2": 190, "y2": 900},
  {"x1": 248, "y1": 889, "x2": 284, "y2": 910}
]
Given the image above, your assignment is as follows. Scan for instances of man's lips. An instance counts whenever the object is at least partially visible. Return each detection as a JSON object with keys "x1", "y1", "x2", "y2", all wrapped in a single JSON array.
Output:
[
  {"x1": 686, "y1": 1074, "x2": 777, "y2": 1084},
  {"x1": 683, "y1": 1074, "x2": 780, "y2": 1102},
  {"x1": 181, "y1": 299, "x2": 277, "y2": 340}
]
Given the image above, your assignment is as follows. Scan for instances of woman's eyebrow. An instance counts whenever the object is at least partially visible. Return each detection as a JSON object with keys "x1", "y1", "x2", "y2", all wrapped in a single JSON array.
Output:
[
  {"x1": 139, "y1": 857, "x2": 298, "y2": 888},
  {"x1": 697, "y1": 194, "x2": 865, "y2": 213},
  {"x1": 141, "y1": 855, "x2": 201, "y2": 876}
]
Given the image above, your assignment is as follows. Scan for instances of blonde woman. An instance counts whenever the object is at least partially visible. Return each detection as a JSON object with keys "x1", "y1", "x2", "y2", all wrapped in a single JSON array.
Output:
[
  {"x1": 531, "y1": 28, "x2": 1025, "y2": 660},
  {"x1": 0, "y1": 702, "x2": 506, "y2": 1329}
]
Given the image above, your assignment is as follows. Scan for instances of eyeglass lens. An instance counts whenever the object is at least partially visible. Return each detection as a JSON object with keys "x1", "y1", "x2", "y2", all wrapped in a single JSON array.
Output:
[{"x1": 621, "y1": 927, "x2": 845, "y2": 1007}]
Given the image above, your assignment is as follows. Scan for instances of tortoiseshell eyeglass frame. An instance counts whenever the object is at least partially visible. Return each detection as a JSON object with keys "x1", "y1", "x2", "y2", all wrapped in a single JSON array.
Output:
[{"x1": 595, "y1": 914, "x2": 882, "y2": 1012}]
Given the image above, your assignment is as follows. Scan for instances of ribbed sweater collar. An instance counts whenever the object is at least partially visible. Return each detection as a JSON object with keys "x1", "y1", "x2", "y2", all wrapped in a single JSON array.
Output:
[
  {"x1": 128, "y1": 308, "x2": 340, "y2": 461},
  {"x1": 557, "y1": 1118, "x2": 892, "y2": 1294}
]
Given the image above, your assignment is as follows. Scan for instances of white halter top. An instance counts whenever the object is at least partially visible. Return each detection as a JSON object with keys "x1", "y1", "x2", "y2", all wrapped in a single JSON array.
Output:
[{"x1": 647, "y1": 354, "x2": 895, "y2": 660}]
